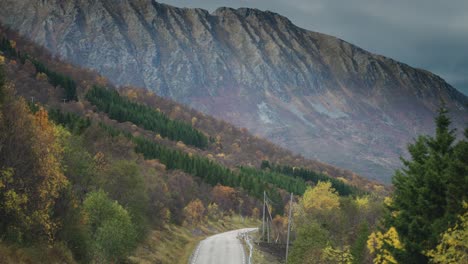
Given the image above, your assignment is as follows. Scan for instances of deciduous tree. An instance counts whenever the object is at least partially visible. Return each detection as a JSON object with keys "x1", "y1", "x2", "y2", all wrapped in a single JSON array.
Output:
[
  {"x1": 183, "y1": 199, "x2": 205, "y2": 225},
  {"x1": 83, "y1": 190, "x2": 137, "y2": 262}
]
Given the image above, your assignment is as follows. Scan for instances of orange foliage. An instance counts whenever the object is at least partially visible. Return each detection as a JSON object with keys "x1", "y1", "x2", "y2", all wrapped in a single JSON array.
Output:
[
  {"x1": 32, "y1": 108, "x2": 69, "y2": 239},
  {"x1": 211, "y1": 185, "x2": 238, "y2": 213},
  {"x1": 251, "y1": 207, "x2": 260, "y2": 219},
  {"x1": 183, "y1": 199, "x2": 205, "y2": 225}
]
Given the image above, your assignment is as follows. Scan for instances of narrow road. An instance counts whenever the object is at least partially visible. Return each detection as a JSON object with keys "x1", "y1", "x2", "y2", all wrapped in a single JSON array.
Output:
[{"x1": 190, "y1": 228, "x2": 258, "y2": 264}]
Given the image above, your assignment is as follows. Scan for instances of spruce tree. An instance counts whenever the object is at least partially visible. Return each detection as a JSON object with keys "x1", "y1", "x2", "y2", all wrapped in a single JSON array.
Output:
[{"x1": 386, "y1": 107, "x2": 466, "y2": 263}]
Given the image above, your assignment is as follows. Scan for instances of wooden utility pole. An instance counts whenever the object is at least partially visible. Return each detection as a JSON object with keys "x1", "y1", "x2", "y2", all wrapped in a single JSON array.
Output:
[
  {"x1": 267, "y1": 217, "x2": 270, "y2": 243},
  {"x1": 285, "y1": 193, "x2": 293, "y2": 263},
  {"x1": 262, "y1": 191, "x2": 266, "y2": 241}
]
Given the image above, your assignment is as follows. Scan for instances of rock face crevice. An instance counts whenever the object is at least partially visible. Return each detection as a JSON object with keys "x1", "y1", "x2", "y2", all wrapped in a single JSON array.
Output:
[{"x1": 1, "y1": 0, "x2": 466, "y2": 182}]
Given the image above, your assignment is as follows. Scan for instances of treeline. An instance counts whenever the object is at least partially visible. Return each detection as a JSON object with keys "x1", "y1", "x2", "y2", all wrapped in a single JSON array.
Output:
[
  {"x1": 0, "y1": 36, "x2": 77, "y2": 101},
  {"x1": 262, "y1": 161, "x2": 361, "y2": 196},
  {"x1": 86, "y1": 85, "x2": 208, "y2": 149},
  {"x1": 48, "y1": 109, "x2": 91, "y2": 134},
  {"x1": 288, "y1": 109, "x2": 468, "y2": 264},
  {"x1": 0, "y1": 37, "x2": 26, "y2": 63},
  {"x1": 29, "y1": 58, "x2": 77, "y2": 101},
  {"x1": 380, "y1": 108, "x2": 468, "y2": 263},
  {"x1": 1, "y1": 70, "x2": 201, "y2": 262},
  {"x1": 99, "y1": 123, "x2": 306, "y2": 213}
]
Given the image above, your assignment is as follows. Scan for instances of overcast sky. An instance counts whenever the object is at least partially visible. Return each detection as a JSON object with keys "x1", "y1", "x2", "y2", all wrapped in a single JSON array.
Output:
[{"x1": 158, "y1": 0, "x2": 468, "y2": 95}]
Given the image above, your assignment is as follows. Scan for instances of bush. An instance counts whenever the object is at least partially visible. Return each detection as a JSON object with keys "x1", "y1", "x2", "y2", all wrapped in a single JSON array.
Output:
[{"x1": 83, "y1": 190, "x2": 137, "y2": 262}]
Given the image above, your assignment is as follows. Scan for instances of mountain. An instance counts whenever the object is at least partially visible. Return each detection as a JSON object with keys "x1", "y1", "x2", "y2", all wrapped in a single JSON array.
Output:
[
  {"x1": 1, "y1": 0, "x2": 466, "y2": 182},
  {"x1": 1, "y1": 25, "x2": 385, "y2": 263},
  {"x1": 0, "y1": 26, "x2": 376, "y2": 191}
]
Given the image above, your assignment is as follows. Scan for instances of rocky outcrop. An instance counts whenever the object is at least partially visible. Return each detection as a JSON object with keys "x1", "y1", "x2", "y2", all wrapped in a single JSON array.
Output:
[{"x1": 1, "y1": 0, "x2": 466, "y2": 182}]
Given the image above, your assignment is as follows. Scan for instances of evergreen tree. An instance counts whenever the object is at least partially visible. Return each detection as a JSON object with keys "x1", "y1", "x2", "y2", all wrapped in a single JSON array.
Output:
[
  {"x1": 385, "y1": 107, "x2": 467, "y2": 263},
  {"x1": 86, "y1": 86, "x2": 208, "y2": 148}
]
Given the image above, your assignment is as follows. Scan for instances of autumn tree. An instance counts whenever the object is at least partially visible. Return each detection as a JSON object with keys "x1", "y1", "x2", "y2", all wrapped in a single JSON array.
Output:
[
  {"x1": 0, "y1": 75, "x2": 68, "y2": 243},
  {"x1": 289, "y1": 182, "x2": 343, "y2": 263},
  {"x1": 367, "y1": 227, "x2": 404, "y2": 264},
  {"x1": 272, "y1": 215, "x2": 288, "y2": 243},
  {"x1": 251, "y1": 207, "x2": 260, "y2": 219},
  {"x1": 184, "y1": 199, "x2": 206, "y2": 225},
  {"x1": 425, "y1": 203, "x2": 468, "y2": 263},
  {"x1": 321, "y1": 245, "x2": 354, "y2": 264},
  {"x1": 211, "y1": 185, "x2": 238, "y2": 213},
  {"x1": 207, "y1": 203, "x2": 222, "y2": 221},
  {"x1": 144, "y1": 168, "x2": 172, "y2": 226},
  {"x1": 99, "y1": 160, "x2": 149, "y2": 236},
  {"x1": 300, "y1": 181, "x2": 340, "y2": 213}
]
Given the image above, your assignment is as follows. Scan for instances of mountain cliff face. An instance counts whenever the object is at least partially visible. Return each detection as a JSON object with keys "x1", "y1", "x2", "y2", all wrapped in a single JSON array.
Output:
[{"x1": 1, "y1": 0, "x2": 466, "y2": 182}]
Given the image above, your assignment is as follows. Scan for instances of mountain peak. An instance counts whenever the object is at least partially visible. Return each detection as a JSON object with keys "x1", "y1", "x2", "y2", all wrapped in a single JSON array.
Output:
[
  {"x1": 213, "y1": 6, "x2": 292, "y2": 24},
  {"x1": 0, "y1": 0, "x2": 466, "y2": 182}
]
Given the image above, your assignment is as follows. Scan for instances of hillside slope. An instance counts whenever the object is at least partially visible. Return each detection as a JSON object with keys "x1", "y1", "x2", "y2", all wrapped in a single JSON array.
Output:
[
  {"x1": 0, "y1": 28, "x2": 384, "y2": 263},
  {"x1": 1, "y1": 0, "x2": 466, "y2": 181},
  {"x1": 0, "y1": 26, "x2": 378, "y2": 191}
]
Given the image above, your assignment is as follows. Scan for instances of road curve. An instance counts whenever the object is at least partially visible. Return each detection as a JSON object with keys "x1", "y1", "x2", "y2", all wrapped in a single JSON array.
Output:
[{"x1": 190, "y1": 228, "x2": 258, "y2": 264}]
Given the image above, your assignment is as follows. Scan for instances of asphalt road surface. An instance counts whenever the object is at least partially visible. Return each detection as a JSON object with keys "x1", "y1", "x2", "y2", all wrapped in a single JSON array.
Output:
[{"x1": 190, "y1": 228, "x2": 258, "y2": 264}]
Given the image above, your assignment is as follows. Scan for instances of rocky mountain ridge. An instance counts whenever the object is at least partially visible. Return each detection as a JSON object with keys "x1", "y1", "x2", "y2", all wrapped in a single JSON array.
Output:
[{"x1": 1, "y1": 0, "x2": 466, "y2": 182}]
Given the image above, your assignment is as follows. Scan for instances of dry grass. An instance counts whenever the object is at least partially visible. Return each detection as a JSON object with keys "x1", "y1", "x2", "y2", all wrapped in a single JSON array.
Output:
[
  {"x1": 129, "y1": 215, "x2": 260, "y2": 264},
  {"x1": 247, "y1": 232, "x2": 284, "y2": 264},
  {"x1": 0, "y1": 217, "x2": 259, "y2": 264},
  {"x1": 0, "y1": 242, "x2": 76, "y2": 264},
  {"x1": 252, "y1": 245, "x2": 283, "y2": 264}
]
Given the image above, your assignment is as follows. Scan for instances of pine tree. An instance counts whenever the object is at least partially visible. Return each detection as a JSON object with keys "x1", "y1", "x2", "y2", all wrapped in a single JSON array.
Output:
[{"x1": 385, "y1": 107, "x2": 466, "y2": 263}]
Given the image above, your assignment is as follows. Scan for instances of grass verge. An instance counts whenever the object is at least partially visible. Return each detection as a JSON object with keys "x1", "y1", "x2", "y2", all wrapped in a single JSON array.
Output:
[
  {"x1": 129, "y1": 215, "x2": 260, "y2": 264},
  {"x1": 0, "y1": 242, "x2": 76, "y2": 264}
]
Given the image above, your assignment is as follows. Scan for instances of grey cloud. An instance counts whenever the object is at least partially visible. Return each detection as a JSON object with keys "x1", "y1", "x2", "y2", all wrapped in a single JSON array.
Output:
[{"x1": 159, "y1": 0, "x2": 468, "y2": 95}]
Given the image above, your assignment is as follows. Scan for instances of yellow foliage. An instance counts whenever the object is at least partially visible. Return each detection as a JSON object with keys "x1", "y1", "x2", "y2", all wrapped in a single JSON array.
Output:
[
  {"x1": 337, "y1": 177, "x2": 349, "y2": 184},
  {"x1": 32, "y1": 109, "x2": 69, "y2": 240},
  {"x1": 9, "y1": 40, "x2": 16, "y2": 49},
  {"x1": 93, "y1": 151, "x2": 107, "y2": 170},
  {"x1": 95, "y1": 76, "x2": 108, "y2": 87},
  {"x1": 384, "y1": 196, "x2": 393, "y2": 207},
  {"x1": 126, "y1": 89, "x2": 138, "y2": 100},
  {"x1": 183, "y1": 199, "x2": 205, "y2": 225},
  {"x1": 355, "y1": 195, "x2": 370, "y2": 210},
  {"x1": 251, "y1": 208, "x2": 260, "y2": 219},
  {"x1": 0, "y1": 105, "x2": 68, "y2": 242},
  {"x1": 301, "y1": 181, "x2": 340, "y2": 212},
  {"x1": 36, "y1": 72, "x2": 48, "y2": 82},
  {"x1": 373, "y1": 185, "x2": 385, "y2": 195},
  {"x1": 191, "y1": 117, "x2": 197, "y2": 126},
  {"x1": 162, "y1": 208, "x2": 171, "y2": 223},
  {"x1": 322, "y1": 245, "x2": 354, "y2": 264},
  {"x1": 367, "y1": 227, "x2": 403, "y2": 264},
  {"x1": 0, "y1": 55, "x2": 5, "y2": 64},
  {"x1": 0, "y1": 168, "x2": 13, "y2": 190},
  {"x1": 425, "y1": 202, "x2": 468, "y2": 263},
  {"x1": 207, "y1": 203, "x2": 222, "y2": 221}
]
